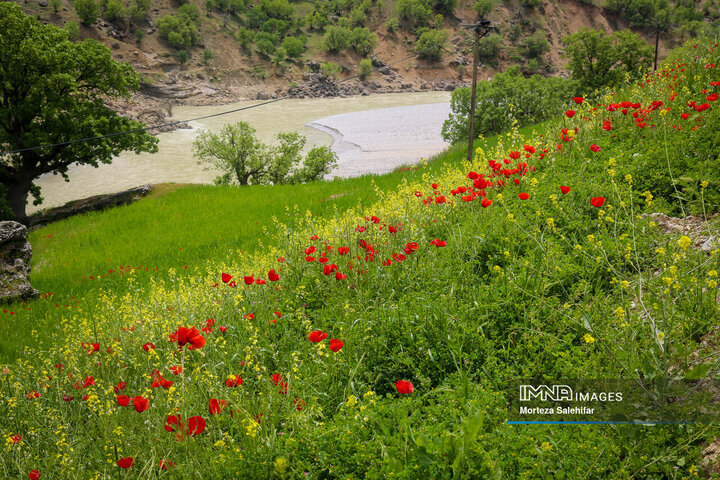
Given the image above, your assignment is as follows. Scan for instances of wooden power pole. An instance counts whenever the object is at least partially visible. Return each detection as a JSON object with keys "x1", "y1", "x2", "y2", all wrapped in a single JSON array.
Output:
[{"x1": 462, "y1": 20, "x2": 492, "y2": 163}]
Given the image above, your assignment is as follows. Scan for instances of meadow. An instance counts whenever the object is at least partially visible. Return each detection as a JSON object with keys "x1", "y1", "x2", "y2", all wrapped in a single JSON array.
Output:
[{"x1": 1, "y1": 38, "x2": 720, "y2": 479}]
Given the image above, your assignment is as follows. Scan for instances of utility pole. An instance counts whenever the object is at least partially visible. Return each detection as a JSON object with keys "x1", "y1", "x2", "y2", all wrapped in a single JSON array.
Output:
[{"x1": 461, "y1": 19, "x2": 492, "y2": 163}]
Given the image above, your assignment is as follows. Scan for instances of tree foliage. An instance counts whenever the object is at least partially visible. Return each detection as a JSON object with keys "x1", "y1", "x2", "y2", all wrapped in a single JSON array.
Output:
[
  {"x1": 416, "y1": 28, "x2": 449, "y2": 60},
  {"x1": 562, "y1": 27, "x2": 653, "y2": 91},
  {"x1": 193, "y1": 122, "x2": 337, "y2": 186},
  {"x1": 442, "y1": 66, "x2": 577, "y2": 142},
  {"x1": 74, "y1": 0, "x2": 99, "y2": 26},
  {"x1": 0, "y1": 3, "x2": 158, "y2": 218}
]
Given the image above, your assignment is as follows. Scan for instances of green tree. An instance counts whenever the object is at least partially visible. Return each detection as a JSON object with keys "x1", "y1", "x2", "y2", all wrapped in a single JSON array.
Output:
[
  {"x1": 562, "y1": 27, "x2": 652, "y2": 91},
  {"x1": 74, "y1": 0, "x2": 99, "y2": 26},
  {"x1": 474, "y1": 0, "x2": 493, "y2": 17},
  {"x1": 523, "y1": 30, "x2": 549, "y2": 58},
  {"x1": 416, "y1": 28, "x2": 449, "y2": 60},
  {"x1": 321, "y1": 62, "x2": 342, "y2": 79},
  {"x1": 433, "y1": 0, "x2": 457, "y2": 15},
  {"x1": 397, "y1": 0, "x2": 432, "y2": 27},
  {"x1": 267, "y1": 132, "x2": 305, "y2": 184},
  {"x1": 291, "y1": 146, "x2": 337, "y2": 183},
  {"x1": 104, "y1": 0, "x2": 127, "y2": 24},
  {"x1": 64, "y1": 20, "x2": 80, "y2": 41},
  {"x1": 0, "y1": 3, "x2": 158, "y2": 218},
  {"x1": 478, "y1": 33, "x2": 502, "y2": 61},
  {"x1": 359, "y1": 58, "x2": 373, "y2": 78},
  {"x1": 350, "y1": 27, "x2": 378, "y2": 56},
  {"x1": 194, "y1": 122, "x2": 267, "y2": 186},
  {"x1": 281, "y1": 36, "x2": 304, "y2": 57},
  {"x1": 322, "y1": 26, "x2": 352, "y2": 52},
  {"x1": 129, "y1": 0, "x2": 151, "y2": 23}
]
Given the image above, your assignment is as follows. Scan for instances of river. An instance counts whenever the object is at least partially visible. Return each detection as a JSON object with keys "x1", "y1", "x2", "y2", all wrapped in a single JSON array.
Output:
[{"x1": 29, "y1": 91, "x2": 452, "y2": 214}]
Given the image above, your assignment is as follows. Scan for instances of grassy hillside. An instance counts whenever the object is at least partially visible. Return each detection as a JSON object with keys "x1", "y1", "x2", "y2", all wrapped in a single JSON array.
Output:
[{"x1": 1, "y1": 37, "x2": 720, "y2": 478}]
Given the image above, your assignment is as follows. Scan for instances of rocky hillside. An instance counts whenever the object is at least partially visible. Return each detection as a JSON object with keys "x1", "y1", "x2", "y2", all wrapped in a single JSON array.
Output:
[{"x1": 20, "y1": 0, "x2": 712, "y2": 122}]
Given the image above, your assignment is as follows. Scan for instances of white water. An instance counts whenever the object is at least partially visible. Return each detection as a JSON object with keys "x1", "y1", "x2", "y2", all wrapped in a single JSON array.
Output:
[{"x1": 29, "y1": 91, "x2": 451, "y2": 214}]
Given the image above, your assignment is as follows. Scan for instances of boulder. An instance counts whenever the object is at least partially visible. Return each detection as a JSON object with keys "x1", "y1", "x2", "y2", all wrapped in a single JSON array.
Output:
[{"x1": 0, "y1": 221, "x2": 39, "y2": 302}]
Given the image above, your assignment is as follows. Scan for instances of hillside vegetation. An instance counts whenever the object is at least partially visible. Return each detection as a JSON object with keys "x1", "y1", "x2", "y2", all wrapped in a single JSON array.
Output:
[
  {"x1": 20, "y1": 0, "x2": 720, "y2": 96},
  {"x1": 1, "y1": 36, "x2": 720, "y2": 478}
]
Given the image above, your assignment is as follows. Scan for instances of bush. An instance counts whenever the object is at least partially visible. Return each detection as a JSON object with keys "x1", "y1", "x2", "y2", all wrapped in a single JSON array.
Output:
[
  {"x1": 359, "y1": 58, "x2": 373, "y2": 78},
  {"x1": 432, "y1": 0, "x2": 457, "y2": 15},
  {"x1": 236, "y1": 28, "x2": 255, "y2": 48},
  {"x1": 64, "y1": 20, "x2": 80, "y2": 41},
  {"x1": 386, "y1": 16, "x2": 399, "y2": 32},
  {"x1": 272, "y1": 46, "x2": 287, "y2": 64},
  {"x1": 562, "y1": 27, "x2": 652, "y2": 91},
  {"x1": 291, "y1": 146, "x2": 338, "y2": 183},
  {"x1": 129, "y1": 0, "x2": 150, "y2": 22},
  {"x1": 74, "y1": 0, "x2": 99, "y2": 26},
  {"x1": 321, "y1": 61, "x2": 342, "y2": 79},
  {"x1": 474, "y1": 0, "x2": 493, "y2": 17},
  {"x1": 203, "y1": 48, "x2": 214, "y2": 64},
  {"x1": 478, "y1": 33, "x2": 502, "y2": 61},
  {"x1": 415, "y1": 28, "x2": 449, "y2": 60},
  {"x1": 134, "y1": 28, "x2": 144, "y2": 43},
  {"x1": 397, "y1": 0, "x2": 432, "y2": 27},
  {"x1": 104, "y1": 0, "x2": 126, "y2": 24},
  {"x1": 442, "y1": 66, "x2": 578, "y2": 142},
  {"x1": 520, "y1": 0, "x2": 541, "y2": 6},
  {"x1": 255, "y1": 31, "x2": 278, "y2": 57},
  {"x1": 350, "y1": 27, "x2": 378, "y2": 56},
  {"x1": 281, "y1": 36, "x2": 305, "y2": 57},
  {"x1": 259, "y1": 0, "x2": 294, "y2": 19},
  {"x1": 50, "y1": 0, "x2": 62, "y2": 14},
  {"x1": 177, "y1": 49, "x2": 188, "y2": 63},
  {"x1": 157, "y1": 11, "x2": 200, "y2": 50},
  {"x1": 322, "y1": 26, "x2": 352, "y2": 52},
  {"x1": 523, "y1": 30, "x2": 549, "y2": 58}
]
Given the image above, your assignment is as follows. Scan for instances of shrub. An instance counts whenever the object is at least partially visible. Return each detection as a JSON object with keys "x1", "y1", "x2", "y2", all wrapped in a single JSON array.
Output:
[
  {"x1": 281, "y1": 36, "x2": 305, "y2": 57},
  {"x1": 157, "y1": 11, "x2": 200, "y2": 50},
  {"x1": 236, "y1": 28, "x2": 255, "y2": 48},
  {"x1": 104, "y1": 0, "x2": 126, "y2": 24},
  {"x1": 64, "y1": 20, "x2": 80, "y2": 41},
  {"x1": 386, "y1": 16, "x2": 399, "y2": 32},
  {"x1": 523, "y1": 30, "x2": 549, "y2": 58},
  {"x1": 350, "y1": 27, "x2": 378, "y2": 56},
  {"x1": 259, "y1": 0, "x2": 294, "y2": 19},
  {"x1": 50, "y1": 0, "x2": 62, "y2": 14},
  {"x1": 177, "y1": 49, "x2": 188, "y2": 63},
  {"x1": 272, "y1": 46, "x2": 287, "y2": 64},
  {"x1": 442, "y1": 66, "x2": 577, "y2": 141},
  {"x1": 203, "y1": 48, "x2": 214, "y2": 64},
  {"x1": 129, "y1": 0, "x2": 150, "y2": 22},
  {"x1": 415, "y1": 28, "x2": 449, "y2": 60},
  {"x1": 321, "y1": 61, "x2": 342, "y2": 79},
  {"x1": 562, "y1": 27, "x2": 652, "y2": 91},
  {"x1": 134, "y1": 28, "x2": 144, "y2": 43},
  {"x1": 521, "y1": 0, "x2": 541, "y2": 6},
  {"x1": 74, "y1": 0, "x2": 99, "y2": 26},
  {"x1": 359, "y1": 58, "x2": 372, "y2": 78},
  {"x1": 474, "y1": 0, "x2": 493, "y2": 17},
  {"x1": 291, "y1": 146, "x2": 338, "y2": 183},
  {"x1": 396, "y1": 0, "x2": 432, "y2": 27},
  {"x1": 478, "y1": 33, "x2": 502, "y2": 61},
  {"x1": 322, "y1": 26, "x2": 352, "y2": 52},
  {"x1": 433, "y1": 0, "x2": 457, "y2": 15}
]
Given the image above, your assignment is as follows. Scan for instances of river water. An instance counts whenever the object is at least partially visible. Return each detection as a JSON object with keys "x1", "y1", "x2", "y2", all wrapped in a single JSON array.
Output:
[{"x1": 29, "y1": 91, "x2": 452, "y2": 214}]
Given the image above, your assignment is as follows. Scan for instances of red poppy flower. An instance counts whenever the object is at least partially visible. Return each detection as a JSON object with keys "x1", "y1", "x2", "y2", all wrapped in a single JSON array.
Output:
[
  {"x1": 271, "y1": 373, "x2": 283, "y2": 385},
  {"x1": 308, "y1": 330, "x2": 328, "y2": 342},
  {"x1": 29, "y1": 470, "x2": 41, "y2": 480},
  {"x1": 509, "y1": 151, "x2": 522, "y2": 160},
  {"x1": 565, "y1": 110, "x2": 575, "y2": 118},
  {"x1": 590, "y1": 144, "x2": 601, "y2": 152},
  {"x1": 209, "y1": 398, "x2": 227, "y2": 415},
  {"x1": 228, "y1": 280, "x2": 237, "y2": 287},
  {"x1": 329, "y1": 339, "x2": 344, "y2": 352},
  {"x1": 255, "y1": 278, "x2": 266, "y2": 285},
  {"x1": 708, "y1": 92, "x2": 718, "y2": 101},
  {"x1": 221, "y1": 273, "x2": 232, "y2": 283},
  {"x1": 274, "y1": 311, "x2": 282, "y2": 318},
  {"x1": 27, "y1": 391, "x2": 40, "y2": 399},
  {"x1": 395, "y1": 380, "x2": 414, "y2": 394},
  {"x1": 117, "y1": 395, "x2": 130, "y2": 407},
  {"x1": 114, "y1": 382, "x2": 126, "y2": 394},
  {"x1": 560, "y1": 186, "x2": 571, "y2": 194},
  {"x1": 173, "y1": 327, "x2": 206, "y2": 350},
  {"x1": 225, "y1": 375, "x2": 243, "y2": 387},
  {"x1": 681, "y1": 113, "x2": 690, "y2": 119},
  {"x1": 305, "y1": 246, "x2": 316, "y2": 255},
  {"x1": 431, "y1": 183, "x2": 439, "y2": 189},
  {"x1": 393, "y1": 253, "x2": 406, "y2": 262},
  {"x1": 323, "y1": 264, "x2": 338, "y2": 275},
  {"x1": 170, "y1": 365, "x2": 183, "y2": 375},
  {"x1": 293, "y1": 398, "x2": 306, "y2": 411},
  {"x1": 11, "y1": 434, "x2": 21, "y2": 444},
  {"x1": 279, "y1": 382, "x2": 289, "y2": 395},
  {"x1": 219, "y1": 325, "x2": 227, "y2": 332},
  {"x1": 338, "y1": 246, "x2": 350, "y2": 255},
  {"x1": 591, "y1": 197, "x2": 606, "y2": 208},
  {"x1": 524, "y1": 145, "x2": 536, "y2": 154},
  {"x1": 481, "y1": 198, "x2": 492, "y2": 208},
  {"x1": 62, "y1": 394, "x2": 74, "y2": 402},
  {"x1": 305, "y1": 256, "x2": 315, "y2": 262},
  {"x1": 573, "y1": 96, "x2": 584, "y2": 104},
  {"x1": 435, "y1": 196, "x2": 446, "y2": 204},
  {"x1": 277, "y1": 257, "x2": 286, "y2": 263},
  {"x1": 370, "y1": 215, "x2": 381, "y2": 224},
  {"x1": 335, "y1": 272, "x2": 347, "y2": 280},
  {"x1": 518, "y1": 193, "x2": 529, "y2": 200},
  {"x1": 132, "y1": 395, "x2": 149, "y2": 413},
  {"x1": 243, "y1": 276, "x2": 254, "y2": 285},
  {"x1": 382, "y1": 258, "x2": 393, "y2": 266},
  {"x1": 143, "y1": 343, "x2": 155, "y2": 352},
  {"x1": 160, "y1": 460, "x2": 176, "y2": 470},
  {"x1": 268, "y1": 269, "x2": 280, "y2": 281},
  {"x1": 151, "y1": 375, "x2": 173, "y2": 390},
  {"x1": 355, "y1": 225, "x2": 367, "y2": 232},
  {"x1": 117, "y1": 457, "x2": 134, "y2": 469},
  {"x1": 310, "y1": 235, "x2": 319, "y2": 240},
  {"x1": 429, "y1": 239, "x2": 447, "y2": 247}
]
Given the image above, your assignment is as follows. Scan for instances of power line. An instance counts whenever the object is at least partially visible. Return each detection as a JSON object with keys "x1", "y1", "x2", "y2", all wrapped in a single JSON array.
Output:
[{"x1": 0, "y1": 42, "x2": 451, "y2": 156}]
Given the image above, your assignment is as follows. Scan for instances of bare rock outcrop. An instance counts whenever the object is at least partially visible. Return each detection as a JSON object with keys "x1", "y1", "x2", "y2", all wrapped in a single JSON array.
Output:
[{"x1": 0, "y1": 221, "x2": 39, "y2": 302}]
